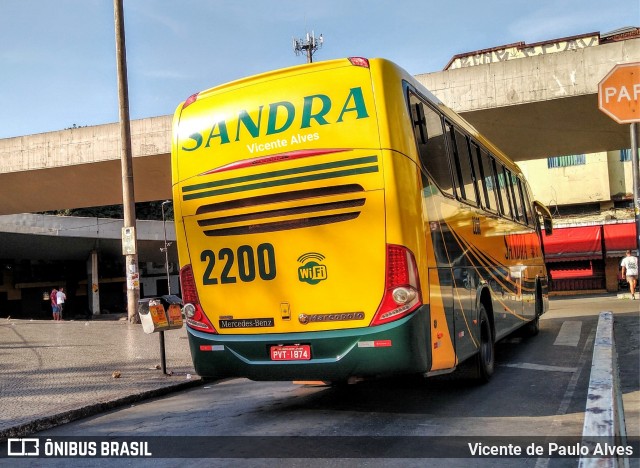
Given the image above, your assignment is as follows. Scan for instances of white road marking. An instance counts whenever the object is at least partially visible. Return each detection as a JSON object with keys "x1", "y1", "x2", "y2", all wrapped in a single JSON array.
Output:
[
  {"x1": 553, "y1": 320, "x2": 582, "y2": 346},
  {"x1": 501, "y1": 363, "x2": 577, "y2": 373},
  {"x1": 533, "y1": 325, "x2": 596, "y2": 468}
]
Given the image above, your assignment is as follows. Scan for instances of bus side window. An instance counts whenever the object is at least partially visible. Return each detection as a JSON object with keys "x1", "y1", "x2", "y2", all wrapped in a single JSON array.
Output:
[
  {"x1": 494, "y1": 161, "x2": 513, "y2": 219},
  {"x1": 409, "y1": 93, "x2": 455, "y2": 198},
  {"x1": 448, "y1": 125, "x2": 478, "y2": 205},
  {"x1": 478, "y1": 147, "x2": 498, "y2": 213},
  {"x1": 506, "y1": 169, "x2": 522, "y2": 222},
  {"x1": 522, "y1": 182, "x2": 535, "y2": 227},
  {"x1": 516, "y1": 178, "x2": 531, "y2": 225},
  {"x1": 471, "y1": 142, "x2": 492, "y2": 211}
]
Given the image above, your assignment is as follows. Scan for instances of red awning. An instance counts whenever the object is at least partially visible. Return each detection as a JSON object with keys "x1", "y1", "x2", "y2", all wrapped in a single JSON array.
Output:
[
  {"x1": 603, "y1": 222, "x2": 637, "y2": 257},
  {"x1": 542, "y1": 225, "x2": 602, "y2": 262}
]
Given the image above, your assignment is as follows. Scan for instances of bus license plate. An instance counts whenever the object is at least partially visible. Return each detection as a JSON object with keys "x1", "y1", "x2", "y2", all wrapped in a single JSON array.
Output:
[{"x1": 270, "y1": 345, "x2": 311, "y2": 361}]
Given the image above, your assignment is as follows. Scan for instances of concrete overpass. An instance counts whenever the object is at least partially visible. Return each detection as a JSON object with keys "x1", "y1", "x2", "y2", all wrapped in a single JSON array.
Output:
[
  {"x1": 0, "y1": 213, "x2": 175, "y2": 264},
  {"x1": 0, "y1": 37, "x2": 638, "y2": 216},
  {"x1": 0, "y1": 116, "x2": 173, "y2": 215},
  {"x1": 415, "y1": 37, "x2": 640, "y2": 161}
]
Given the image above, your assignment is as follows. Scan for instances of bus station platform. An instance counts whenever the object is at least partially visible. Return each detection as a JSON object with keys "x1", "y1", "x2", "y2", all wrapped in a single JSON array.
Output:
[{"x1": 0, "y1": 317, "x2": 200, "y2": 439}]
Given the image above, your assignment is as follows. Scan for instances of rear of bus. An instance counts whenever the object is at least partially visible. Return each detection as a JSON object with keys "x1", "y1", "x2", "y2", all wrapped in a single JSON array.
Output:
[{"x1": 171, "y1": 57, "x2": 430, "y2": 382}]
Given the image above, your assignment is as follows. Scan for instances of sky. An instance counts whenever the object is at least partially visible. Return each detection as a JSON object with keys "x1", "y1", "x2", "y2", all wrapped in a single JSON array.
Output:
[{"x1": 0, "y1": 0, "x2": 638, "y2": 139}]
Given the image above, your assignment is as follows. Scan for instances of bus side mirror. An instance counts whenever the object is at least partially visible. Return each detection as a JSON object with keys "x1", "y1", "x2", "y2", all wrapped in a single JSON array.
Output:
[{"x1": 533, "y1": 201, "x2": 553, "y2": 236}]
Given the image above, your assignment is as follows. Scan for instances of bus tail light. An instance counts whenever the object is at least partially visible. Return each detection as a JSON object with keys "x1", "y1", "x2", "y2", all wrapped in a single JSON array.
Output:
[
  {"x1": 179, "y1": 264, "x2": 217, "y2": 334},
  {"x1": 348, "y1": 57, "x2": 370, "y2": 68},
  {"x1": 182, "y1": 92, "x2": 199, "y2": 110},
  {"x1": 370, "y1": 245, "x2": 422, "y2": 326}
]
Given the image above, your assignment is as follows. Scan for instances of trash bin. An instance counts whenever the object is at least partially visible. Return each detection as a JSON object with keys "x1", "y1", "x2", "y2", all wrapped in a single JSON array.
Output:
[
  {"x1": 138, "y1": 295, "x2": 183, "y2": 334},
  {"x1": 161, "y1": 294, "x2": 184, "y2": 330}
]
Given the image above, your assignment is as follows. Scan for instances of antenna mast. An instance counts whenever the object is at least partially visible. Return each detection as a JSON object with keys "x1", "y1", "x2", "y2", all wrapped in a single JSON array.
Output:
[{"x1": 293, "y1": 31, "x2": 324, "y2": 63}]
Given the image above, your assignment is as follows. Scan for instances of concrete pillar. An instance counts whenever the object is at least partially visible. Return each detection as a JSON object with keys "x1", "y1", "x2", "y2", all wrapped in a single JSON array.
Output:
[{"x1": 89, "y1": 250, "x2": 100, "y2": 315}]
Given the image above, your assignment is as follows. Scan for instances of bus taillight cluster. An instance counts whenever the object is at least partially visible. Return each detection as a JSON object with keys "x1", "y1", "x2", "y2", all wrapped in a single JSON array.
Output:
[
  {"x1": 370, "y1": 244, "x2": 422, "y2": 326},
  {"x1": 180, "y1": 264, "x2": 217, "y2": 333}
]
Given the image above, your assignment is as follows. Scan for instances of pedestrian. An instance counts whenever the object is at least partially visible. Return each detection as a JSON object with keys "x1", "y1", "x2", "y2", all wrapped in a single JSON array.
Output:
[
  {"x1": 50, "y1": 288, "x2": 59, "y2": 321},
  {"x1": 620, "y1": 250, "x2": 638, "y2": 300},
  {"x1": 56, "y1": 287, "x2": 67, "y2": 319}
]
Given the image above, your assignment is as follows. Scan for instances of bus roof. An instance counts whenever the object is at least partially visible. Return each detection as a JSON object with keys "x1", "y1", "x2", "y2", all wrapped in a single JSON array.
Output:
[
  {"x1": 176, "y1": 56, "x2": 524, "y2": 177},
  {"x1": 179, "y1": 58, "x2": 367, "y2": 110}
]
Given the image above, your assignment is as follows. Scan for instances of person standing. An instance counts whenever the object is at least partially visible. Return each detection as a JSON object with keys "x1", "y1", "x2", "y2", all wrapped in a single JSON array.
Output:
[
  {"x1": 620, "y1": 250, "x2": 638, "y2": 300},
  {"x1": 56, "y1": 287, "x2": 67, "y2": 319},
  {"x1": 50, "y1": 288, "x2": 59, "y2": 321}
]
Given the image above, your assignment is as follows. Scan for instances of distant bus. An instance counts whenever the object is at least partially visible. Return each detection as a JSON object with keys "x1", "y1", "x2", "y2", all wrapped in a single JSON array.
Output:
[{"x1": 171, "y1": 57, "x2": 553, "y2": 383}]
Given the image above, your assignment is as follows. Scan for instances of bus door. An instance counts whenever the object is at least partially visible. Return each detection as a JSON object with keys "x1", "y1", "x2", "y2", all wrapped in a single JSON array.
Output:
[
  {"x1": 429, "y1": 266, "x2": 477, "y2": 367},
  {"x1": 428, "y1": 267, "x2": 454, "y2": 369}
]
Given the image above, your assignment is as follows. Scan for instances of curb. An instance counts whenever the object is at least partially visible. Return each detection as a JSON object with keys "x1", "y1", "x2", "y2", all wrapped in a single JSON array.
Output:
[
  {"x1": 549, "y1": 289, "x2": 608, "y2": 297},
  {"x1": 0, "y1": 378, "x2": 203, "y2": 441},
  {"x1": 616, "y1": 292, "x2": 639, "y2": 300}
]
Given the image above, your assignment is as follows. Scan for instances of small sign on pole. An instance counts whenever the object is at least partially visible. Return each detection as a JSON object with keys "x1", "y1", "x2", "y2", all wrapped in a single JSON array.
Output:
[
  {"x1": 122, "y1": 226, "x2": 137, "y2": 255},
  {"x1": 598, "y1": 62, "x2": 640, "y2": 123}
]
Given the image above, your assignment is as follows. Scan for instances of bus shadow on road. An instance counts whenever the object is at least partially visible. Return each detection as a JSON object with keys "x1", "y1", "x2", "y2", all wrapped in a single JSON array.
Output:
[
  {"x1": 280, "y1": 342, "x2": 537, "y2": 418},
  {"x1": 279, "y1": 312, "x2": 639, "y2": 421}
]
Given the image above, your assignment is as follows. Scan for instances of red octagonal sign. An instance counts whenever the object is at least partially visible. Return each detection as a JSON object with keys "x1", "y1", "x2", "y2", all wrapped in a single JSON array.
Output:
[{"x1": 598, "y1": 62, "x2": 640, "y2": 124}]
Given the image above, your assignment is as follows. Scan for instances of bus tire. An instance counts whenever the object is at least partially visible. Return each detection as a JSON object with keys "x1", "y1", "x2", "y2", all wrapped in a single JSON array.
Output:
[
  {"x1": 472, "y1": 304, "x2": 494, "y2": 383},
  {"x1": 523, "y1": 283, "x2": 542, "y2": 337},
  {"x1": 523, "y1": 314, "x2": 540, "y2": 337}
]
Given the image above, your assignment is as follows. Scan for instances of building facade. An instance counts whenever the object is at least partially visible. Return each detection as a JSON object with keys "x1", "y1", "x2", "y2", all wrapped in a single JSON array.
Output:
[
  {"x1": 0, "y1": 214, "x2": 179, "y2": 320},
  {"x1": 517, "y1": 149, "x2": 636, "y2": 293}
]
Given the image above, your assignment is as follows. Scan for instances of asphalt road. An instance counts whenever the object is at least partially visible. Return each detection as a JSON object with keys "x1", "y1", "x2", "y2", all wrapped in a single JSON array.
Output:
[{"x1": 9, "y1": 295, "x2": 640, "y2": 467}]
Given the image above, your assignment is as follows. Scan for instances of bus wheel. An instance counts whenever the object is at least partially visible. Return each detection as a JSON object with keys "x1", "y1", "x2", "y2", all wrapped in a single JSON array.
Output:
[
  {"x1": 473, "y1": 305, "x2": 494, "y2": 383},
  {"x1": 523, "y1": 285, "x2": 542, "y2": 337},
  {"x1": 523, "y1": 314, "x2": 540, "y2": 337}
]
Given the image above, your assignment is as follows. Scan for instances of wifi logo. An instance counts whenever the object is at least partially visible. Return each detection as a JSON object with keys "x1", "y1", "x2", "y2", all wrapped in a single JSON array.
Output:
[{"x1": 297, "y1": 252, "x2": 328, "y2": 285}]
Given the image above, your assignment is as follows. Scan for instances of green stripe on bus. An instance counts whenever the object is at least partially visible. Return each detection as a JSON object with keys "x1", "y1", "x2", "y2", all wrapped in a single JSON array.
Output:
[
  {"x1": 182, "y1": 156, "x2": 378, "y2": 193},
  {"x1": 183, "y1": 165, "x2": 379, "y2": 201}
]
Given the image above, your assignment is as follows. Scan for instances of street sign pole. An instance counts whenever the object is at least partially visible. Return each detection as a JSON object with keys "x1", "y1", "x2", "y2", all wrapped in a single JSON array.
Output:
[
  {"x1": 631, "y1": 122, "x2": 640, "y2": 256},
  {"x1": 598, "y1": 62, "x2": 640, "y2": 256}
]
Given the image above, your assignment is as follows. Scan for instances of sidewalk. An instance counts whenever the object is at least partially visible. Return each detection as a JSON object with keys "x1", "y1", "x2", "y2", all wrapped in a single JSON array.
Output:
[{"x1": 0, "y1": 317, "x2": 201, "y2": 439}]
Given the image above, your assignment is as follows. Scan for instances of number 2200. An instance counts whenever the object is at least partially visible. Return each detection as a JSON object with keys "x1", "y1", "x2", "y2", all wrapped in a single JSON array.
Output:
[{"x1": 201, "y1": 243, "x2": 276, "y2": 285}]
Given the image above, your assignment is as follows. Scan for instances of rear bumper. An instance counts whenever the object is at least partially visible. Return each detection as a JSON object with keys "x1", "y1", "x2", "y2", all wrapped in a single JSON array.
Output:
[{"x1": 187, "y1": 305, "x2": 431, "y2": 381}]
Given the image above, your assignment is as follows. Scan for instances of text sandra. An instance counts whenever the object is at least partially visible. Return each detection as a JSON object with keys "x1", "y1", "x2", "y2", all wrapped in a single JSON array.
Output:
[{"x1": 181, "y1": 87, "x2": 368, "y2": 152}]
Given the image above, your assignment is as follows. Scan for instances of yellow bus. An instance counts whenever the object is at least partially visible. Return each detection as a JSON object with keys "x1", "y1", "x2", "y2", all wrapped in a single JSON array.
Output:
[{"x1": 171, "y1": 57, "x2": 553, "y2": 383}]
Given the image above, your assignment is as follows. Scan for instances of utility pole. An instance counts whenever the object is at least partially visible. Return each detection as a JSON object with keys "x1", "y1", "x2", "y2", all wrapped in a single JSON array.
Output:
[
  {"x1": 113, "y1": 0, "x2": 140, "y2": 323},
  {"x1": 293, "y1": 31, "x2": 323, "y2": 63}
]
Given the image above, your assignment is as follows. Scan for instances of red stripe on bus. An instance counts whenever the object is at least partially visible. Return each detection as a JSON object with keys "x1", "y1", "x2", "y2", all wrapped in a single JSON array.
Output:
[{"x1": 199, "y1": 149, "x2": 351, "y2": 175}]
